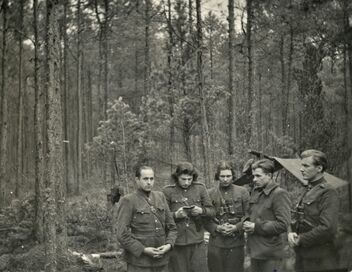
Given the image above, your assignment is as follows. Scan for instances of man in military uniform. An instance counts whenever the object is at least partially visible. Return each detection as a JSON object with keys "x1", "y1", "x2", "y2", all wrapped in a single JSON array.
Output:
[
  {"x1": 205, "y1": 161, "x2": 249, "y2": 272},
  {"x1": 162, "y1": 162, "x2": 215, "y2": 272},
  {"x1": 243, "y1": 159, "x2": 291, "y2": 272},
  {"x1": 114, "y1": 166, "x2": 177, "y2": 272},
  {"x1": 288, "y1": 149, "x2": 339, "y2": 272}
]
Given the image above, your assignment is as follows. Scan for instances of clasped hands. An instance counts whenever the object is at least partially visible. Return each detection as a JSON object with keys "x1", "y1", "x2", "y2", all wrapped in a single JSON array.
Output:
[
  {"x1": 216, "y1": 223, "x2": 237, "y2": 236},
  {"x1": 175, "y1": 205, "x2": 203, "y2": 218},
  {"x1": 288, "y1": 232, "x2": 300, "y2": 247},
  {"x1": 143, "y1": 244, "x2": 172, "y2": 259},
  {"x1": 243, "y1": 221, "x2": 255, "y2": 234}
]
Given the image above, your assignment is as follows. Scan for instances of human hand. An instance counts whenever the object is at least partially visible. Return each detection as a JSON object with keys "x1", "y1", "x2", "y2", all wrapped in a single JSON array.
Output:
[
  {"x1": 288, "y1": 232, "x2": 299, "y2": 247},
  {"x1": 156, "y1": 244, "x2": 172, "y2": 254},
  {"x1": 222, "y1": 223, "x2": 237, "y2": 236},
  {"x1": 190, "y1": 206, "x2": 203, "y2": 216},
  {"x1": 143, "y1": 247, "x2": 163, "y2": 258},
  {"x1": 175, "y1": 207, "x2": 187, "y2": 219},
  {"x1": 243, "y1": 221, "x2": 255, "y2": 234}
]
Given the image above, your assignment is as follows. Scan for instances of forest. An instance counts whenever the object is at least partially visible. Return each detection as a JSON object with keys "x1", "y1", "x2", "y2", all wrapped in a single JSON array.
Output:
[{"x1": 0, "y1": 0, "x2": 351, "y2": 271}]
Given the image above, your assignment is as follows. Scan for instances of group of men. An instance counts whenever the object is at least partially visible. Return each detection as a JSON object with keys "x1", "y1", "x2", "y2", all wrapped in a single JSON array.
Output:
[{"x1": 114, "y1": 149, "x2": 339, "y2": 272}]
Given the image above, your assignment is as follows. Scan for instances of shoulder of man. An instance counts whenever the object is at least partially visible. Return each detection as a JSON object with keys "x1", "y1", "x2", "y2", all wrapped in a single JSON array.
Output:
[
  {"x1": 162, "y1": 183, "x2": 176, "y2": 193},
  {"x1": 192, "y1": 181, "x2": 207, "y2": 187}
]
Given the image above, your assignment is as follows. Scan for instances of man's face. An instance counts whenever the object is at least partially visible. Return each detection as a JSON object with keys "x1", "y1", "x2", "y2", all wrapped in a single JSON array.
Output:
[
  {"x1": 252, "y1": 168, "x2": 271, "y2": 188},
  {"x1": 219, "y1": 169, "x2": 233, "y2": 188},
  {"x1": 300, "y1": 156, "x2": 322, "y2": 182},
  {"x1": 136, "y1": 169, "x2": 154, "y2": 192},
  {"x1": 178, "y1": 174, "x2": 193, "y2": 189}
]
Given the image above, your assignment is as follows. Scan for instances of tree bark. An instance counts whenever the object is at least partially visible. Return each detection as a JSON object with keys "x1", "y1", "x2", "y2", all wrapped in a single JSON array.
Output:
[
  {"x1": 196, "y1": 0, "x2": 211, "y2": 186},
  {"x1": 0, "y1": 0, "x2": 8, "y2": 207},
  {"x1": 246, "y1": 0, "x2": 255, "y2": 147},
  {"x1": 76, "y1": 0, "x2": 83, "y2": 195},
  {"x1": 228, "y1": 0, "x2": 237, "y2": 155},
  {"x1": 16, "y1": 0, "x2": 24, "y2": 198},
  {"x1": 144, "y1": 0, "x2": 151, "y2": 97},
  {"x1": 167, "y1": 0, "x2": 175, "y2": 171}
]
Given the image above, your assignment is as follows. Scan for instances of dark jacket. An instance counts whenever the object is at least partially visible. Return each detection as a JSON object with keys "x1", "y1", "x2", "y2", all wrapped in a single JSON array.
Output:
[
  {"x1": 114, "y1": 190, "x2": 177, "y2": 267},
  {"x1": 206, "y1": 184, "x2": 250, "y2": 248},
  {"x1": 295, "y1": 177, "x2": 339, "y2": 258},
  {"x1": 247, "y1": 181, "x2": 291, "y2": 260},
  {"x1": 162, "y1": 182, "x2": 215, "y2": 246}
]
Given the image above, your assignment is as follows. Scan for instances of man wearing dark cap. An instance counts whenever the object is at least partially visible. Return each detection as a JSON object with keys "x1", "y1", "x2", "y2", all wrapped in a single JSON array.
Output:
[{"x1": 288, "y1": 149, "x2": 339, "y2": 272}]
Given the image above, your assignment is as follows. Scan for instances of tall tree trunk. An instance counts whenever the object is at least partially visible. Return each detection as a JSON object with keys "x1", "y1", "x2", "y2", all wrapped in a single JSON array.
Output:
[
  {"x1": 144, "y1": 0, "x2": 151, "y2": 97},
  {"x1": 16, "y1": 0, "x2": 24, "y2": 198},
  {"x1": 44, "y1": 0, "x2": 65, "y2": 270},
  {"x1": 63, "y1": 0, "x2": 69, "y2": 194},
  {"x1": 280, "y1": 35, "x2": 286, "y2": 135},
  {"x1": 286, "y1": 25, "x2": 293, "y2": 138},
  {"x1": 0, "y1": 0, "x2": 8, "y2": 207},
  {"x1": 228, "y1": 0, "x2": 237, "y2": 155},
  {"x1": 196, "y1": 0, "x2": 211, "y2": 186},
  {"x1": 76, "y1": 0, "x2": 83, "y2": 195},
  {"x1": 33, "y1": 0, "x2": 44, "y2": 243},
  {"x1": 103, "y1": 0, "x2": 109, "y2": 119},
  {"x1": 246, "y1": 0, "x2": 254, "y2": 147},
  {"x1": 167, "y1": 0, "x2": 175, "y2": 171}
]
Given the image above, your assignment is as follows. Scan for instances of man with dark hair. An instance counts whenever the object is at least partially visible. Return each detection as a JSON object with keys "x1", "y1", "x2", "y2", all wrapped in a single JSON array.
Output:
[
  {"x1": 243, "y1": 159, "x2": 291, "y2": 272},
  {"x1": 162, "y1": 162, "x2": 215, "y2": 272},
  {"x1": 288, "y1": 149, "x2": 339, "y2": 272},
  {"x1": 114, "y1": 166, "x2": 177, "y2": 272},
  {"x1": 205, "y1": 160, "x2": 249, "y2": 272}
]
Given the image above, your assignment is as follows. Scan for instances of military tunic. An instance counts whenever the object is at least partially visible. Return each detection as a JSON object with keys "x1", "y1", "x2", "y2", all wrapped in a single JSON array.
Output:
[
  {"x1": 114, "y1": 189, "x2": 177, "y2": 271},
  {"x1": 206, "y1": 184, "x2": 250, "y2": 272},
  {"x1": 162, "y1": 182, "x2": 215, "y2": 272},
  {"x1": 247, "y1": 181, "x2": 291, "y2": 272},
  {"x1": 293, "y1": 177, "x2": 339, "y2": 272}
]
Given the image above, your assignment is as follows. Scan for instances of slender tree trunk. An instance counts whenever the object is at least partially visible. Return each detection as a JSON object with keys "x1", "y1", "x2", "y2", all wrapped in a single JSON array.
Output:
[
  {"x1": 280, "y1": 35, "x2": 286, "y2": 135},
  {"x1": 246, "y1": 0, "x2": 254, "y2": 146},
  {"x1": 0, "y1": 0, "x2": 8, "y2": 207},
  {"x1": 62, "y1": 0, "x2": 69, "y2": 194},
  {"x1": 33, "y1": 0, "x2": 44, "y2": 243},
  {"x1": 196, "y1": 0, "x2": 211, "y2": 186},
  {"x1": 228, "y1": 0, "x2": 237, "y2": 155},
  {"x1": 103, "y1": 0, "x2": 109, "y2": 119},
  {"x1": 16, "y1": 0, "x2": 24, "y2": 198},
  {"x1": 258, "y1": 72, "x2": 263, "y2": 151},
  {"x1": 76, "y1": 0, "x2": 83, "y2": 195},
  {"x1": 167, "y1": 0, "x2": 175, "y2": 171},
  {"x1": 144, "y1": 0, "x2": 151, "y2": 97},
  {"x1": 285, "y1": 25, "x2": 293, "y2": 138}
]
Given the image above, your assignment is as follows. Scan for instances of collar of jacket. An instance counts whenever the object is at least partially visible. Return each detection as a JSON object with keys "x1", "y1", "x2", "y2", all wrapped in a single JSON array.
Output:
[
  {"x1": 262, "y1": 181, "x2": 279, "y2": 196},
  {"x1": 308, "y1": 176, "x2": 325, "y2": 188},
  {"x1": 136, "y1": 188, "x2": 152, "y2": 198}
]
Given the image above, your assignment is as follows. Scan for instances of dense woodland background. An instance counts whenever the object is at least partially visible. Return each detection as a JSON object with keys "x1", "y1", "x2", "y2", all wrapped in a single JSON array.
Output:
[{"x1": 0, "y1": 0, "x2": 351, "y2": 271}]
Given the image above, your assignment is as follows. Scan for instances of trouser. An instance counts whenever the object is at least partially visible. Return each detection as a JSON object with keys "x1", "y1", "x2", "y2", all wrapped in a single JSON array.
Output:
[
  {"x1": 295, "y1": 249, "x2": 338, "y2": 272},
  {"x1": 168, "y1": 242, "x2": 208, "y2": 272},
  {"x1": 208, "y1": 245, "x2": 244, "y2": 272},
  {"x1": 250, "y1": 258, "x2": 283, "y2": 272},
  {"x1": 127, "y1": 264, "x2": 168, "y2": 272}
]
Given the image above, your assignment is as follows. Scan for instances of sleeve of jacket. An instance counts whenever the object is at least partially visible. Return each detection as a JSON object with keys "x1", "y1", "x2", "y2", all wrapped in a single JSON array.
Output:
[
  {"x1": 162, "y1": 193, "x2": 178, "y2": 246},
  {"x1": 236, "y1": 188, "x2": 250, "y2": 232},
  {"x1": 203, "y1": 189, "x2": 218, "y2": 234},
  {"x1": 299, "y1": 188, "x2": 339, "y2": 247},
  {"x1": 114, "y1": 196, "x2": 145, "y2": 257},
  {"x1": 200, "y1": 185, "x2": 216, "y2": 218},
  {"x1": 254, "y1": 189, "x2": 291, "y2": 236}
]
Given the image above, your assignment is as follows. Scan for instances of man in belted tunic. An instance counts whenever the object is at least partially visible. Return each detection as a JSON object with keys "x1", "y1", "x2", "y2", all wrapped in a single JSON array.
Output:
[
  {"x1": 288, "y1": 150, "x2": 339, "y2": 272},
  {"x1": 205, "y1": 160, "x2": 250, "y2": 272},
  {"x1": 114, "y1": 166, "x2": 177, "y2": 272},
  {"x1": 162, "y1": 162, "x2": 215, "y2": 272}
]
